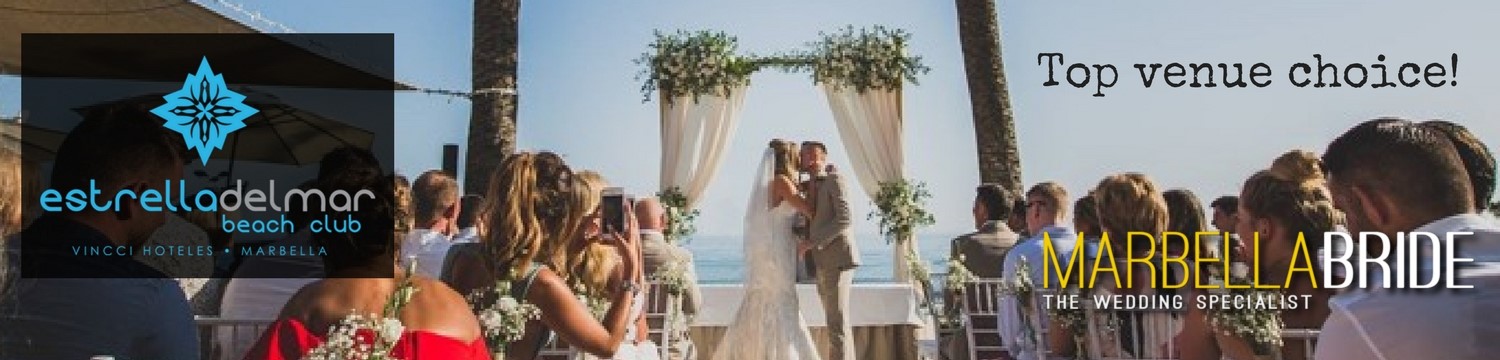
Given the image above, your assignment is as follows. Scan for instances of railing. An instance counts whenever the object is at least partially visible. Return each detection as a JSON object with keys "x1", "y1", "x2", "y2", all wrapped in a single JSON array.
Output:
[
  {"x1": 1279, "y1": 328, "x2": 1320, "y2": 360},
  {"x1": 1082, "y1": 304, "x2": 1187, "y2": 360}
]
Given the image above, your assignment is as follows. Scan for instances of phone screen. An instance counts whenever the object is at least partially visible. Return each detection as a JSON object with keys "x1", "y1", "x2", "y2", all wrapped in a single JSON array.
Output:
[{"x1": 602, "y1": 187, "x2": 625, "y2": 234}]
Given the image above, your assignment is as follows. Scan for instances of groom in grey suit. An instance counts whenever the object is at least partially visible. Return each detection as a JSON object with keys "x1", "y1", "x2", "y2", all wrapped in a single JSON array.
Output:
[{"x1": 798, "y1": 141, "x2": 859, "y2": 360}]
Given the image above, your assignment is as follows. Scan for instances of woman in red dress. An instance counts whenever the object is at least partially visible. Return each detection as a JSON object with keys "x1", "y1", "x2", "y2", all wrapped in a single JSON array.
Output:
[{"x1": 243, "y1": 163, "x2": 489, "y2": 360}]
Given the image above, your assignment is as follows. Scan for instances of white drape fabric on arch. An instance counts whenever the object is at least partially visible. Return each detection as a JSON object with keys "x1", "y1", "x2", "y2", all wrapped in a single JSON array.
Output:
[
  {"x1": 659, "y1": 87, "x2": 748, "y2": 209},
  {"x1": 819, "y1": 84, "x2": 918, "y2": 283}
]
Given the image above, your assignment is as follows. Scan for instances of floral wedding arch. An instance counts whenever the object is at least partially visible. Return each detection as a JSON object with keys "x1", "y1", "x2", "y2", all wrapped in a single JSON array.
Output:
[{"x1": 637, "y1": 26, "x2": 937, "y2": 287}]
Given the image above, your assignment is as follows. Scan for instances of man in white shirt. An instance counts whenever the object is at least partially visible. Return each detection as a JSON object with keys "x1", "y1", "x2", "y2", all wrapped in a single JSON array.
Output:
[
  {"x1": 401, "y1": 170, "x2": 461, "y2": 278},
  {"x1": 1003, "y1": 182, "x2": 1076, "y2": 360},
  {"x1": 1318, "y1": 118, "x2": 1500, "y2": 360},
  {"x1": 453, "y1": 194, "x2": 484, "y2": 243}
]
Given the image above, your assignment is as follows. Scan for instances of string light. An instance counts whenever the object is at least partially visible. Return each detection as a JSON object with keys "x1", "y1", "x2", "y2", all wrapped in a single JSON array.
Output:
[{"x1": 196, "y1": 0, "x2": 515, "y2": 100}]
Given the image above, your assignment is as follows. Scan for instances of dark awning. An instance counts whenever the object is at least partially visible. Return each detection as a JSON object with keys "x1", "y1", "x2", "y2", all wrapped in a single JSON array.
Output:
[{"x1": 0, "y1": 0, "x2": 413, "y2": 90}]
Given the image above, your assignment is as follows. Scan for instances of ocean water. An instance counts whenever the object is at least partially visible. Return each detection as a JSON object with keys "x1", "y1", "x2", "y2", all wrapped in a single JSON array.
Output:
[{"x1": 681, "y1": 233, "x2": 966, "y2": 284}]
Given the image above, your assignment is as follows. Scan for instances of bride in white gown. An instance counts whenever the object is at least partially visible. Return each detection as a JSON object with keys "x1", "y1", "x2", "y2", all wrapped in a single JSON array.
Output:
[{"x1": 711, "y1": 140, "x2": 823, "y2": 360}]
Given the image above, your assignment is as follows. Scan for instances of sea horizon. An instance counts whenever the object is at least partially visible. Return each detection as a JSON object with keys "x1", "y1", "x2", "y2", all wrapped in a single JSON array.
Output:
[{"x1": 680, "y1": 232, "x2": 966, "y2": 284}]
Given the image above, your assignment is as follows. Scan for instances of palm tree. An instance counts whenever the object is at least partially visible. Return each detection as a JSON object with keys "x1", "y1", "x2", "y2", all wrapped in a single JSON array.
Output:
[
  {"x1": 465, "y1": 0, "x2": 521, "y2": 194},
  {"x1": 955, "y1": 0, "x2": 1023, "y2": 194}
]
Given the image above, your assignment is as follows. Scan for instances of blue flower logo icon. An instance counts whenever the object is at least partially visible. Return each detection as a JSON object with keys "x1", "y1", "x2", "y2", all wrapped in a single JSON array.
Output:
[{"x1": 150, "y1": 57, "x2": 259, "y2": 165}]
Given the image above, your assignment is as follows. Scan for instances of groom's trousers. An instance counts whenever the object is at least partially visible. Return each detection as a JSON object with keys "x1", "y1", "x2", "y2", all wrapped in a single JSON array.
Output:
[{"x1": 815, "y1": 267, "x2": 855, "y2": 360}]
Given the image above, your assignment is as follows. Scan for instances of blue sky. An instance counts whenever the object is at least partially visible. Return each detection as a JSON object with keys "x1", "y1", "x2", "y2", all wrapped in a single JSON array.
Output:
[{"x1": 3, "y1": 0, "x2": 1496, "y2": 239}]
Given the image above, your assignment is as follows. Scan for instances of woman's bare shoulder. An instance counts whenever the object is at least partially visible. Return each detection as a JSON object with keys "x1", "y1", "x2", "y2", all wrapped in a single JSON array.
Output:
[{"x1": 405, "y1": 276, "x2": 483, "y2": 341}]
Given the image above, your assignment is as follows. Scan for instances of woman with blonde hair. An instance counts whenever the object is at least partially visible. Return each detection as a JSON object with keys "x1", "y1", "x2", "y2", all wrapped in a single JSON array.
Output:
[
  {"x1": 1048, "y1": 173, "x2": 1171, "y2": 359},
  {"x1": 443, "y1": 152, "x2": 644, "y2": 360},
  {"x1": 1177, "y1": 150, "x2": 1339, "y2": 360},
  {"x1": 564, "y1": 170, "x2": 660, "y2": 360},
  {"x1": 0, "y1": 147, "x2": 29, "y2": 298}
]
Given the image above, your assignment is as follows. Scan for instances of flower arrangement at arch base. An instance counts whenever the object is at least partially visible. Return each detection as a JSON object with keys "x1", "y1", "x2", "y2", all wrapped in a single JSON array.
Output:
[
  {"x1": 869, "y1": 179, "x2": 937, "y2": 313},
  {"x1": 656, "y1": 187, "x2": 699, "y2": 244}
]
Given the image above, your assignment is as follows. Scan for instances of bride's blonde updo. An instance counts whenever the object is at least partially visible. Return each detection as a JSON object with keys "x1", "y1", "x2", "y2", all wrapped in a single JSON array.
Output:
[
  {"x1": 769, "y1": 139, "x2": 800, "y2": 178},
  {"x1": 1241, "y1": 150, "x2": 1341, "y2": 241}
]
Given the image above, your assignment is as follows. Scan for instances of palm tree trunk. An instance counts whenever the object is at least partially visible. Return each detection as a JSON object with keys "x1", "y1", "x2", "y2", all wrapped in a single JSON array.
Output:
[
  {"x1": 955, "y1": 0, "x2": 1023, "y2": 194},
  {"x1": 465, "y1": 0, "x2": 520, "y2": 194}
]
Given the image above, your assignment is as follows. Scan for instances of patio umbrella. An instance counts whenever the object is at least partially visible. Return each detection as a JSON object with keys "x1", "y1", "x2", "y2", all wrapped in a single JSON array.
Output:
[
  {"x1": 0, "y1": 117, "x2": 66, "y2": 161},
  {"x1": 74, "y1": 93, "x2": 376, "y2": 187},
  {"x1": 0, "y1": 0, "x2": 411, "y2": 90}
]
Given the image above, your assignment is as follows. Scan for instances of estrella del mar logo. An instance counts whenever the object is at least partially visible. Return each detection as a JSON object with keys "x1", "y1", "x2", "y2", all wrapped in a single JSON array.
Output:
[{"x1": 149, "y1": 57, "x2": 259, "y2": 165}]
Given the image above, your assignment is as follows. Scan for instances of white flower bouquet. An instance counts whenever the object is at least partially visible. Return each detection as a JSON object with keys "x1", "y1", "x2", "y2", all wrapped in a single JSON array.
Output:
[
  {"x1": 302, "y1": 261, "x2": 420, "y2": 360},
  {"x1": 651, "y1": 258, "x2": 692, "y2": 298},
  {"x1": 1205, "y1": 264, "x2": 1285, "y2": 357},
  {"x1": 469, "y1": 280, "x2": 542, "y2": 359},
  {"x1": 940, "y1": 254, "x2": 977, "y2": 329},
  {"x1": 301, "y1": 312, "x2": 409, "y2": 360},
  {"x1": 572, "y1": 281, "x2": 612, "y2": 320}
]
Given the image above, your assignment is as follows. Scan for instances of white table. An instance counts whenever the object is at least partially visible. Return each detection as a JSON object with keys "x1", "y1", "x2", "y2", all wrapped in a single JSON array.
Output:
[{"x1": 689, "y1": 283, "x2": 926, "y2": 360}]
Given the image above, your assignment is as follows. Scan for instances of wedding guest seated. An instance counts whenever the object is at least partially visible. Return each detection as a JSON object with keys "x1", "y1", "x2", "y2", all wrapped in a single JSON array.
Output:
[
  {"x1": 570, "y1": 170, "x2": 659, "y2": 360},
  {"x1": 636, "y1": 197, "x2": 702, "y2": 360},
  {"x1": 217, "y1": 147, "x2": 384, "y2": 360},
  {"x1": 243, "y1": 169, "x2": 490, "y2": 359},
  {"x1": 1422, "y1": 120, "x2": 1496, "y2": 212},
  {"x1": 1177, "y1": 150, "x2": 1339, "y2": 360},
  {"x1": 400, "y1": 170, "x2": 463, "y2": 278},
  {"x1": 1316, "y1": 118, "x2": 1500, "y2": 359},
  {"x1": 1002, "y1": 182, "x2": 1075, "y2": 360},
  {"x1": 1008, "y1": 198, "x2": 1030, "y2": 238},
  {"x1": 951, "y1": 184, "x2": 1021, "y2": 278},
  {"x1": 1209, "y1": 196, "x2": 1240, "y2": 234},
  {"x1": 1040, "y1": 193, "x2": 1105, "y2": 355},
  {"x1": 1163, "y1": 188, "x2": 1213, "y2": 294},
  {"x1": 0, "y1": 106, "x2": 197, "y2": 359},
  {"x1": 943, "y1": 184, "x2": 1020, "y2": 360},
  {"x1": 1049, "y1": 173, "x2": 1172, "y2": 359},
  {"x1": 454, "y1": 194, "x2": 485, "y2": 243},
  {"x1": 394, "y1": 173, "x2": 414, "y2": 238},
  {"x1": 0, "y1": 147, "x2": 32, "y2": 314},
  {"x1": 443, "y1": 152, "x2": 646, "y2": 360},
  {"x1": 137, "y1": 211, "x2": 217, "y2": 314},
  {"x1": 1073, "y1": 194, "x2": 1102, "y2": 244}
]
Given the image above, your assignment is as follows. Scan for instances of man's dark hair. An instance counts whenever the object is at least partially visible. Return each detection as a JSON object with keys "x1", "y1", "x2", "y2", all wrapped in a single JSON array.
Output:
[
  {"x1": 1422, "y1": 120, "x2": 1496, "y2": 211},
  {"x1": 457, "y1": 194, "x2": 484, "y2": 229},
  {"x1": 1323, "y1": 118, "x2": 1474, "y2": 216},
  {"x1": 51, "y1": 105, "x2": 182, "y2": 192},
  {"x1": 318, "y1": 146, "x2": 382, "y2": 183},
  {"x1": 975, "y1": 184, "x2": 1012, "y2": 221},
  {"x1": 1210, "y1": 196, "x2": 1239, "y2": 214},
  {"x1": 312, "y1": 174, "x2": 396, "y2": 273},
  {"x1": 800, "y1": 141, "x2": 827, "y2": 155}
]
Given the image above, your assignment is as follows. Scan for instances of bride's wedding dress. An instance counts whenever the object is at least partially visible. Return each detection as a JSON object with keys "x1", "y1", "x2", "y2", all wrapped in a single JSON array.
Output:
[{"x1": 710, "y1": 149, "x2": 822, "y2": 360}]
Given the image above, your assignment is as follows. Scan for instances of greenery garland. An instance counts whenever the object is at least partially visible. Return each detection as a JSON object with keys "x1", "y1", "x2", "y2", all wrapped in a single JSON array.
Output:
[
  {"x1": 637, "y1": 26, "x2": 930, "y2": 102},
  {"x1": 636, "y1": 30, "x2": 756, "y2": 104},
  {"x1": 657, "y1": 187, "x2": 699, "y2": 244},
  {"x1": 807, "y1": 25, "x2": 930, "y2": 93}
]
